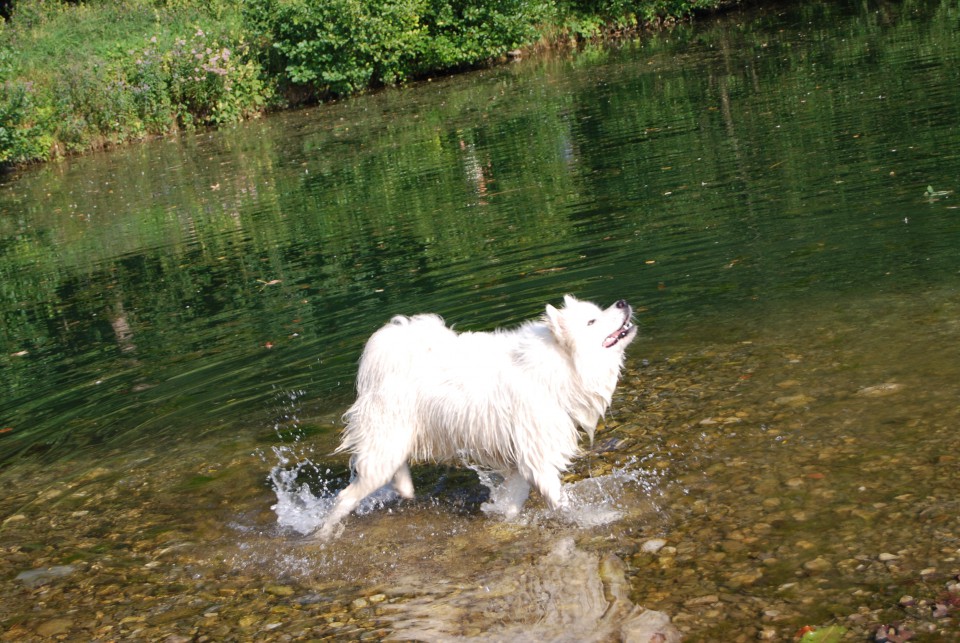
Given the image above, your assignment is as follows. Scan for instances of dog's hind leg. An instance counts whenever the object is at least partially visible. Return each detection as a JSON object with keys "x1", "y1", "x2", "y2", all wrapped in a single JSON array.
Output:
[
  {"x1": 315, "y1": 455, "x2": 413, "y2": 539},
  {"x1": 315, "y1": 474, "x2": 383, "y2": 539}
]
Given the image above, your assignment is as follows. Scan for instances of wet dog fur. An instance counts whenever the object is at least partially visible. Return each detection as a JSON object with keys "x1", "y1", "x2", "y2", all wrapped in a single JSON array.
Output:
[{"x1": 317, "y1": 295, "x2": 637, "y2": 538}]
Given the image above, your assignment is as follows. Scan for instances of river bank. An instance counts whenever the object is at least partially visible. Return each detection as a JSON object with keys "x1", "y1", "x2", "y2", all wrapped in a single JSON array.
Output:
[{"x1": 0, "y1": 0, "x2": 735, "y2": 169}]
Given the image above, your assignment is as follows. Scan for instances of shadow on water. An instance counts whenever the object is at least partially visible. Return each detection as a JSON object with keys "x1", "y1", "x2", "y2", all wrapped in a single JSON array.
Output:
[{"x1": 2, "y1": 0, "x2": 960, "y2": 640}]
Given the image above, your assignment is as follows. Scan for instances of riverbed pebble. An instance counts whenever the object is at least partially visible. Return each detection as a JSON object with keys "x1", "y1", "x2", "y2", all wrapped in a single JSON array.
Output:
[
  {"x1": 803, "y1": 557, "x2": 833, "y2": 574},
  {"x1": 641, "y1": 538, "x2": 668, "y2": 553},
  {"x1": 34, "y1": 618, "x2": 73, "y2": 637}
]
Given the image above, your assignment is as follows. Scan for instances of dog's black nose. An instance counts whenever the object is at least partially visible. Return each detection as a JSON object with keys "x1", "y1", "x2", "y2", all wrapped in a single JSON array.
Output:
[{"x1": 615, "y1": 299, "x2": 628, "y2": 309}]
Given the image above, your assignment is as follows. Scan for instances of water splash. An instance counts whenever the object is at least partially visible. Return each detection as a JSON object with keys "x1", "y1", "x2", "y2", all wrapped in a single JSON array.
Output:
[
  {"x1": 268, "y1": 445, "x2": 406, "y2": 535},
  {"x1": 262, "y1": 388, "x2": 348, "y2": 535},
  {"x1": 468, "y1": 456, "x2": 662, "y2": 528},
  {"x1": 266, "y1": 454, "x2": 656, "y2": 535},
  {"x1": 267, "y1": 447, "x2": 336, "y2": 535}
]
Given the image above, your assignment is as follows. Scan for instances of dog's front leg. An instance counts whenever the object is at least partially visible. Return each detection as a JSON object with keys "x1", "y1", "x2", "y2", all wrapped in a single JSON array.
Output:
[
  {"x1": 530, "y1": 469, "x2": 569, "y2": 513},
  {"x1": 500, "y1": 471, "x2": 531, "y2": 519},
  {"x1": 392, "y1": 463, "x2": 415, "y2": 499},
  {"x1": 480, "y1": 470, "x2": 530, "y2": 518},
  {"x1": 314, "y1": 474, "x2": 382, "y2": 540}
]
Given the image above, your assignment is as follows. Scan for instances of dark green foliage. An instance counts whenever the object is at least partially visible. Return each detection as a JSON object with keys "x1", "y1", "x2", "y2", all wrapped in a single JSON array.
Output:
[
  {"x1": 244, "y1": 0, "x2": 428, "y2": 95},
  {"x1": 243, "y1": 0, "x2": 550, "y2": 96},
  {"x1": 416, "y1": 0, "x2": 552, "y2": 70},
  {"x1": 0, "y1": 47, "x2": 52, "y2": 163},
  {"x1": 563, "y1": 0, "x2": 719, "y2": 22}
]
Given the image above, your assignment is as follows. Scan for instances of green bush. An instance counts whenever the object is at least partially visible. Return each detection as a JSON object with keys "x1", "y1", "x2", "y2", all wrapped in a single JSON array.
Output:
[
  {"x1": 245, "y1": 0, "x2": 427, "y2": 96},
  {"x1": 0, "y1": 0, "x2": 271, "y2": 164},
  {"x1": 244, "y1": 0, "x2": 551, "y2": 96},
  {"x1": 126, "y1": 39, "x2": 177, "y2": 134},
  {"x1": 50, "y1": 59, "x2": 139, "y2": 151},
  {"x1": 0, "y1": 78, "x2": 52, "y2": 163},
  {"x1": 0, "y1": 45, "x2": 51, "y2": 163},
  {"x1": 562, "y1": 0, "x2": 719, "y2": 26},
  {"x1": 416, "y1": 0, "x2": 552, "y2": 71}
]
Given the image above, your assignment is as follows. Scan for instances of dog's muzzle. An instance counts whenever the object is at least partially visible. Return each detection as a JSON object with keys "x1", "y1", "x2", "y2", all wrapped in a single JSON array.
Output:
[{"x1": 603, "y1": 300, "x2": 635, "y2": 348}]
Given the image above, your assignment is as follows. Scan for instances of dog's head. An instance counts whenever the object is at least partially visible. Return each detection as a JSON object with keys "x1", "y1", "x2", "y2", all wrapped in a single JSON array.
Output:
[{"x1": 544, "y1": 295, "x2": 637, "y2": 355}]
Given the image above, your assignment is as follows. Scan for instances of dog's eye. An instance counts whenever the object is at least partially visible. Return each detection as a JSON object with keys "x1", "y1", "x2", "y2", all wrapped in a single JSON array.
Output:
[{"x1": 587, "y1": 319, "x2": 596, "y2": 326}]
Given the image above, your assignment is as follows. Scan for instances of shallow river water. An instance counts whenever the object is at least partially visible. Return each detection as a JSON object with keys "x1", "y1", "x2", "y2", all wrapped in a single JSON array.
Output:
[{"x1": 2, "y1": 0, "x2": 960, "y2": 641}]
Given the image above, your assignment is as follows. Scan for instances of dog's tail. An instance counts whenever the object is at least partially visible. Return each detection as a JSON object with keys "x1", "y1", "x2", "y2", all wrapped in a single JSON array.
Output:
[{"x1": 334, "y1": 314, "x2": 449, "y2": 455}]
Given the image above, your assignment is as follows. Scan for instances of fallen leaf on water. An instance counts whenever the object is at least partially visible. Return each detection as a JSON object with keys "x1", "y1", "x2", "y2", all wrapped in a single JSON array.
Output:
[
  {"x1": 798, "y1": 625, "x2": 847, "y2": 642},
  {"x1": 924, "y1": 185, "x2": 952, "y2": 199}
]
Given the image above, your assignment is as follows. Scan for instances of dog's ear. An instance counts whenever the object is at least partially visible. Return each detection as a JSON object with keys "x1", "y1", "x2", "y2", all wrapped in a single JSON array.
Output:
[
  {"x1": 545, "y1": 303, "x2": 570, "y2": 346},
  {"x1": 545, "y1": 303, "x2": 561, "y2": 325},
  {"x1": 562, "y1": 294, "x2": 579, "y2": 308}
]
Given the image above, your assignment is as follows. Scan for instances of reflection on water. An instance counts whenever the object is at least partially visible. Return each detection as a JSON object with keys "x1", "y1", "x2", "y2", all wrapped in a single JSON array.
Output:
[
  {"x1": 2, "y1": 0, "x2": 960, "y2": 640},
  {"x1": 381, "y1": 537, "x2": 680, "y2": 642}
]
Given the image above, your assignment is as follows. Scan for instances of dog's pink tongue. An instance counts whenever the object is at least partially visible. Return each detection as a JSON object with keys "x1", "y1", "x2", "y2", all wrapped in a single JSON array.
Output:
[{"x1": 603, "y1": 334, "x2": 618, "y2": 348}]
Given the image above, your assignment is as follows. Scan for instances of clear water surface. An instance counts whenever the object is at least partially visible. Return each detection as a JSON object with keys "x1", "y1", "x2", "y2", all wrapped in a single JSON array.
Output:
[{"x1": 1, "y1": 0, "x2": 959, "y2": 640}]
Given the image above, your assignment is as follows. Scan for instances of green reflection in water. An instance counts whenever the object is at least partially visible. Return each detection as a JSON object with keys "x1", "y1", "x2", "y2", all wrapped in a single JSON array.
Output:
[{"x1": 0, "y1": 0, "x2": 958, "y2": 468}]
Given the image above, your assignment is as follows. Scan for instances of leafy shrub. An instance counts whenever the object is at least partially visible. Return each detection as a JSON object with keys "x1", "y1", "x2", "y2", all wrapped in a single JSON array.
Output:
[
  {"x1": 51, "y1": 59, "x2": 142, "y2": 151},
  {"x1": 1, "y1": 0, "x2": 721, "y2": 165},
  {"x1": 244, "y1": 0, "x2": 550, "y2": 96},
  {"x1": 126, "y1": 38, "x2": 177, "y2": 134},
  {"x1": 0, "y1": 46, "x2": 51, "y2": 163},
  {"x1": 6, "y1": 0, "x2": 65, "y2": 31},
  {"x1": 417, "y1": 0, "x2": 552, "y2": 71},
  {"x1": 562, "y1": 0, "x2": 719, "y2": 25},
  {"x1": 0, "y1": 79, "x2": 51, "y2": 163},
  {"x1": 245, "y1": 0, "x2": 427, "y2": 96}
]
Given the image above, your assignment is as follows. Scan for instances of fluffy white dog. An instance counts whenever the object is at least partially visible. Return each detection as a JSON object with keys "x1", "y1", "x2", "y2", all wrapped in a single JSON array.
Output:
[{"x1": 316, "y1": 295, "x2": 636, "y2": 538}]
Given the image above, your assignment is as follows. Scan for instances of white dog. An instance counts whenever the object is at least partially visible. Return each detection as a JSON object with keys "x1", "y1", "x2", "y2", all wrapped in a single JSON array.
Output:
[{"x1": 316, "y1": 295, "x2": 636, "y2": 538}]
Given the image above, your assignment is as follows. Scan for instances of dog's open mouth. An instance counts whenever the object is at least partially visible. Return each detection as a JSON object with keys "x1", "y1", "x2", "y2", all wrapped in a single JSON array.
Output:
[{"x1": 603, "y1": 318, "x2": 635, "y2": 348}]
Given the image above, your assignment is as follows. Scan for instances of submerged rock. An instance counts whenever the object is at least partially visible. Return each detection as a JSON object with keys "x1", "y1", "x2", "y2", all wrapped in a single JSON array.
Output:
[
  {"x1": 621, "y1": 608, "x2": 682, "y2": 643},
  {"x1": 641, "y1": 538, "x2": 668, "y2": 554},
  {"x1": 34, "y1": 618, "x2": 73, "y2": 637},
  {"x1": 15, "y1": 565, "x2": 77, "y2": 588},
  {"x1": 856, "y1": 383, "x2": 904, "y2": 397}
]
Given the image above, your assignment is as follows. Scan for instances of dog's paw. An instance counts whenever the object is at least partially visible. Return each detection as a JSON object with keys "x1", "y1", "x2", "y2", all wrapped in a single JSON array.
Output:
[
  {"x1": 547, "y1": 490, "x2": 572, "y2": 514},
  {"x1": 312, "y1": 520, "x2": 345, "y2": 541},
  {"x1": 480, "y1": 499, "x2": 522, "y2": 520}
]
